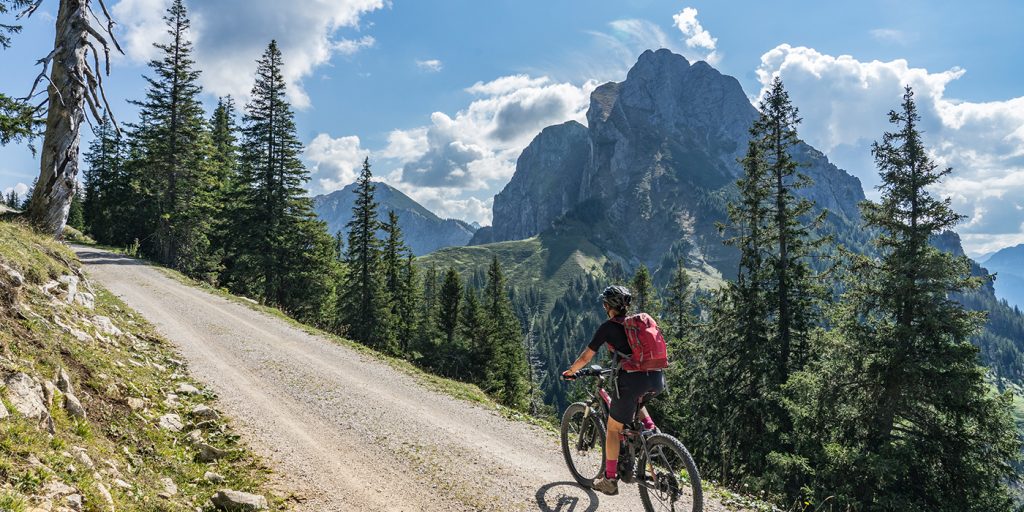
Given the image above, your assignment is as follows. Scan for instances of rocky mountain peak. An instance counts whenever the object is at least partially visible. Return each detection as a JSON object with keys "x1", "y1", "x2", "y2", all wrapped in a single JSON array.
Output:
[{"x1": 475, "y1": 48, "x2": 866, "y2": 275}]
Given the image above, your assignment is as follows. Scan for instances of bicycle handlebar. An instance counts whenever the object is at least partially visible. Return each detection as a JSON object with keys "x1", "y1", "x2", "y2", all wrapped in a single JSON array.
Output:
[{"x1": 564, "y1": 365, "x2": 615, "y2": 380}]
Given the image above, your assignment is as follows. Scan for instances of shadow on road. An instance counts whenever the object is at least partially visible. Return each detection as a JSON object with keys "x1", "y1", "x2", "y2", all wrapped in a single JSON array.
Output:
[
  {"x1": 75, "y1": 249, "x2": 149, "y2": 266},
  {"x1": 535, "y1": 481, "x2": 599, "y2": 512}
]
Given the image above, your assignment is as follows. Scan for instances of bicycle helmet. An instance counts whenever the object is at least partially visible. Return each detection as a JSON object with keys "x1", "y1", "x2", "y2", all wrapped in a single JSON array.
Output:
[{"x1": 599, "y1": 285, "x2": 632, "y2": 313}]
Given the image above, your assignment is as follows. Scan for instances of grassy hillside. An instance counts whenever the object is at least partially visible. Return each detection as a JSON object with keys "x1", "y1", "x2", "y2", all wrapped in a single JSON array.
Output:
[
  {"x1": 0, "y1": 220, "x2": 280, "y2": 511},
  {"x1": 420, "y1": 220, "x2": 724, "y2": 317}
]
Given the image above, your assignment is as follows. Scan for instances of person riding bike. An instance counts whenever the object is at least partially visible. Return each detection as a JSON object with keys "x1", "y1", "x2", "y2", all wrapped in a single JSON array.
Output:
[{"x1": 562, "y1": 285, "x2": 666, "y2": 496}]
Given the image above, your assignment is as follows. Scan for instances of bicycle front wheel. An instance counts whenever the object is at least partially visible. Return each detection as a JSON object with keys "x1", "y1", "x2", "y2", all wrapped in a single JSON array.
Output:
[
  {"x1": 560, "y1": 402, "x2": 606, "y2": 487},
  {"x1": 638, "y1": 433, "x2": 703, "y2": 512}
]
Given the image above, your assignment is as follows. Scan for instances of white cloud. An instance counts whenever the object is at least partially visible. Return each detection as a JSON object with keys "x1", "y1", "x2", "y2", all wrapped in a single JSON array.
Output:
[
  {"x1": 415, "y1": 59, "x2": 443, "y2": 72},
  {"x1": 672, "y1": 7, "x2": 719, "y2": 64},
  {"x1": 2, "y1": 182, "x2": 29, "y2": 199},
  {"x1": 869, "y1": 28, "x2": 911, "y2": 45},
  {"x1": 335, "y1": 36, "x2": 376, "y2": 56},
  {"x1": 378, "y1": 128, "x2": 428, "y2": 163},
  {"x1": 756, "y1": 44, "x2": 1024, "y2": 253},
  {"x1": 113, "y1": 0, "x2": 385, "y2": 109},
  {"x1": 305, "y1": 133, "x2": 370, "y2": 192}
]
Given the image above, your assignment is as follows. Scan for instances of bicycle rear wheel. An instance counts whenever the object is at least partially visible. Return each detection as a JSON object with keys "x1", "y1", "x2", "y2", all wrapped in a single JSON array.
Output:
[
  {"x1": 560, "y1": 402, "x2": 606, "y2": 487},
  {"x1": 638, "y1": 433, "x2": 703, "y2": 512}
]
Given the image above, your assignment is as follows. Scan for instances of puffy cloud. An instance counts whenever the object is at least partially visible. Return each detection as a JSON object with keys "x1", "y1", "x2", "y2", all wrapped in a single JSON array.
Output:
[
  {"x1": 378, "y1": 128, "x2": 428, "y2": 163},
  {"x1": 393, "y1": 75, "x2": 595, "y2": 189},
  {"x1": 388, "y1": 185, "x2": 494, "y2": 225},
  {"x1": 415, "y1": 59, "x2": 443, "y2": 72},
  {"x1": 672, "y1": 7, "x2": 719, "y2": 64},
  {"x1": 305, "y1": 133, "x2": 370, "y2": 192},
  {"x1": 2, "y1": 182, "x2": 29, "y2": 199},
  {"x1": 756, "y1": 44, "x2": 1024, "y2": 254},
  {"x1": 113, "y1": 0, "x2": 385, "y2": 108},
  {"x1": 869, "y1": 28, "x2": 911, "y2": 44}
]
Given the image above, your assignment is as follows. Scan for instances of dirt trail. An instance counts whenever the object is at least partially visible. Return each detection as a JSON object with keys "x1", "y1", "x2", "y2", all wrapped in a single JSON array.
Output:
[{"x1": 77, "y1": 245, "x2": 722, "y2": 511}]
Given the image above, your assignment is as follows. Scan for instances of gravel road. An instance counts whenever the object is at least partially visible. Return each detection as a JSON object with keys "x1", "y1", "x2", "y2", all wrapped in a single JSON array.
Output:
[{"x1": 77, "y1": 245, "x2": 726, "y2": 512}]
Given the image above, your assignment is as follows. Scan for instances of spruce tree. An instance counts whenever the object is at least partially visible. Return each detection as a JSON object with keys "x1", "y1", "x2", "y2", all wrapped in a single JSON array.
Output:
[
  {"x1": 232, "y1": 40, "x2": 336, "y2": 321},
  {"x1": 663, "y1": 260, "x2": 695, "y2": 342},
  {"x1": 396, "y1": 254, "x2": 421, "y2": 351},
  {"x1": 208, "y1": 96, "x2": 240, "y2": 267},
  {"x1": 787, "y1": 87, "x2": 1019, "y2": 511},
  {"x1": 382, "y1": 210, "x2": 408, "y2": 309},
  {"x1": 128, "y1": 0, "x2": 218, "y2": 277},
  {"x1": 82, "y1": 117, "x2": 126, "y2": 243},
  {"x1": 336, "y1": 157, "x2": 394, "y2": 351},
  {"x1": 630, "y1": 264, "x2": 659, "y2": 316},
  {"x1": 459, "y1": 284, "x2": 488, "y2": 382},
  {"x1": 687, "y1": 77, "x2": 825, "y2": 487},
  {"x1": 482, "y1": 256, "x2": 529, "y2": 410},
  {"x1": 437, "y1": 268, "x2": 462, "y2": 346}
]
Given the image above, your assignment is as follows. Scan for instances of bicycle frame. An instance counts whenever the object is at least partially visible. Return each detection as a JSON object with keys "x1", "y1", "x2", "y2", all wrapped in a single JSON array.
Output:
[{"x1": 576, "y1": 366, "x2": 660, "y2": 490}]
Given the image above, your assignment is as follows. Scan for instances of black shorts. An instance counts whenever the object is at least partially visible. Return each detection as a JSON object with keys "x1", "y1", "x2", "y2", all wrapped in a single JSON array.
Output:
[{"x1": 609, "y1": 371, "x2": 665, "y2": 425}]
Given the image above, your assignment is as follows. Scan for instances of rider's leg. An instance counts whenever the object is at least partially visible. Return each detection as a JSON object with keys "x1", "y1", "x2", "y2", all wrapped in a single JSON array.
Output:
[
  {"x1": 638, "y1": 406, "x2": 657, "y2": 431},
  {"x1": 605, "y1": 416, "x2": 624, "y2": 478}
]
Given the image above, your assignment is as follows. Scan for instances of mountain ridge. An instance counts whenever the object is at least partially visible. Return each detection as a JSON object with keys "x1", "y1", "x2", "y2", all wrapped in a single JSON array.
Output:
[{"x1": 313, "y1": 182, "x2": 477, "y2": 256}]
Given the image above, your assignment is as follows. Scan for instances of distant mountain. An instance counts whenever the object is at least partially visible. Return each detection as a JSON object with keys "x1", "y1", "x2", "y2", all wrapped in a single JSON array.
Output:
[
  {"x1": 313, "y1": 182, "x2": 477, "y2": 256},
  {"x1": 982, "y1": 244, "x2": 1024, "y2": 309},
  {"x1": 470, "y1": 49, "x2": 864, "y2": 276}
]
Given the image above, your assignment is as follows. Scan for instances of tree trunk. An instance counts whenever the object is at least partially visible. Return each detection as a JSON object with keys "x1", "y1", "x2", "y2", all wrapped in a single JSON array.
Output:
[{"x1": 28, "y1": 0, "x2": 90, "y2": 237}]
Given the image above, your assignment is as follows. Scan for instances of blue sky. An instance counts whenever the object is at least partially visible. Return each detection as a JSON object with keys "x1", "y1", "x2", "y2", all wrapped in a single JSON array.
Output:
[{"x1": 2, "y1": 0, "x2": 1022, "y2": 255}]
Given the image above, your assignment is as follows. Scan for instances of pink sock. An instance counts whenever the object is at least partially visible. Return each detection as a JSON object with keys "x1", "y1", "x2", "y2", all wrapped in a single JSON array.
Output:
[
  {"x1": 642, "y1": 416, "x2": 656, "y2": 431},
  {"x1": 605, "y1": 459, "x2": 618, "y2": 479}
]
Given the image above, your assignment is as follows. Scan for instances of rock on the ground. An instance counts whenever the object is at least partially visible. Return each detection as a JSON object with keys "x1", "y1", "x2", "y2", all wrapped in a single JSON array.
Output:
[
  {"x1": 66, "y1": 493, "x2": 83, "y2": 511},
  {"x1": 158, "y1": 477, "x2": 178, "y2": 498},
  {"x1": 44, "y1": 479, "x2": 78, "y2": 497},
  {"x1": 4, "y1": 372, "x2": 48, "y2": 419},
  {"x1": 56, "y1": 368, "x2": 73, "y2": 394},
  {"x1": 126, "y1": 397, "x2": 145, "y2": 410},
  {"x1": 0, "y1": 399, "x2": 8, "y2": 420},
  {"x1": 186, "y1": 429, "x2": 204, "y2": 445},
  {"x1": 1, "y1": 263, "x2": 24, "y2": 288},
  {"x1": 196, "y1": 442, "x2": 229, "y2": 462},
  {"x1": 72, "y1": 448, "x2": 95, "y2": 470},
  {"x1": 190, "y1": 404, "x2": 219, "y2": 421},
  {"x1": 210, "y1": 490, "x2": 268, "y2": 511},
  {"x1": 92, "y1": 315, "x2": 122, "y2": 337},
  {"x1": 158, "y1": 413, "x2": 184, "y2": 432},
  {"x1": 42, "y1": 380, "x2": 56, "y2": 407},
  {"x1": 95, "y1": 481, "x2": 114, "y2": 510},
  {"x1": 176, "y1": 383, "x2": 200, "y2": 395},
  {"x1": 203, "y1": 471, "x2": 225, "y2": 484},
  {"x1": 64, "y1": 393, "x2": 87, "y2": 418},
  {"x1": 74, "y1": 291, "x2": 95, "y2": 309},
  {"x1": 58, "y1": 275, "x2": 79, "y2": 304}
]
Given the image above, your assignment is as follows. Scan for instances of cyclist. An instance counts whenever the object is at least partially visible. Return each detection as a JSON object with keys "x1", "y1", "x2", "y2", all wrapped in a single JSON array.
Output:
[{"x1": 562, "y1": 285, "x2": 666, "y2": 496}]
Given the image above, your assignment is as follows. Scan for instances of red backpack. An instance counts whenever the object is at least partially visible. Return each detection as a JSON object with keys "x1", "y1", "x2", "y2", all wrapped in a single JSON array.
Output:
[{"x1": 609, "y1": 313, "x2": 669, "y2": 371}]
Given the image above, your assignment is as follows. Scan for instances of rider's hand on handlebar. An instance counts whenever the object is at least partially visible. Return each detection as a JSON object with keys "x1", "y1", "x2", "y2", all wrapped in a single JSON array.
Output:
[{"x1": 561, "y1": 369, "x2": 576, "y2": 381}]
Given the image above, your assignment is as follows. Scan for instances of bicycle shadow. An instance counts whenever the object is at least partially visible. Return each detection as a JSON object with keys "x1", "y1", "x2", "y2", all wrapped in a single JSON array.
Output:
[{"x1": 534, "y1": 481, "x2": 599, "y2": 512}]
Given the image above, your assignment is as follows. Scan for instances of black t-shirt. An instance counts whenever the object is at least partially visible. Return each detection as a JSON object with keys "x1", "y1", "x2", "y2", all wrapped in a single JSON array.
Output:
[{"x1": 587, "y1": 318, "x2": 631, "y2": 355}]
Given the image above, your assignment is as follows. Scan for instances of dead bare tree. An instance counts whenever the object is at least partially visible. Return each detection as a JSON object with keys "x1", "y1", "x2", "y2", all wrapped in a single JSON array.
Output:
[{"x1": 21, "y1": 0, "x2": 121, "y2": 237}]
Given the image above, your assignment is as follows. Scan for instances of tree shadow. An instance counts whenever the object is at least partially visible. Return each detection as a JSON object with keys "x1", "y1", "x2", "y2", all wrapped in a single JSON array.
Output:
[
  {"x1": 535, "y1": 481, "x2": 599, "y2": 512},
  {"x1": 74, "y1": 249, "x2": 149, "y2": 266}
]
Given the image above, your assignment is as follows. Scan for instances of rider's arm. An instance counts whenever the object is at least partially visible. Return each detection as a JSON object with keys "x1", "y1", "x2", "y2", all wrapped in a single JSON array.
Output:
[{"x1": 564, "y1": 348, "x2": 596, "y2": 377}]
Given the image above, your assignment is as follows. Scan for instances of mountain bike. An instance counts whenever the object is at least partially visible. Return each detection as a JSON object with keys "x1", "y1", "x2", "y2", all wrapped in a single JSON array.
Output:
[{"x1": 561, "y1": 364, "x2": 702, "y2": 512}]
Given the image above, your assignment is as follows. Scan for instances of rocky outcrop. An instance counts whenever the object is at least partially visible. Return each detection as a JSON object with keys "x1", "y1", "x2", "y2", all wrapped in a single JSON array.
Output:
[
  {"x1": 4, "y1": 372, "x2": 48, "y2": 419},
  {"x1": 211, "y1": 490, "x2": 268, "y2": 511},
  {"x1": 477, "y1": 121, "x2": 592, "y2": 244},
  {"x1": 477, "y1": 48, "x2": 866, "y2": 273},
  {"x1": 314, "y1": 182, "x2": 478, "y2": 256}
]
